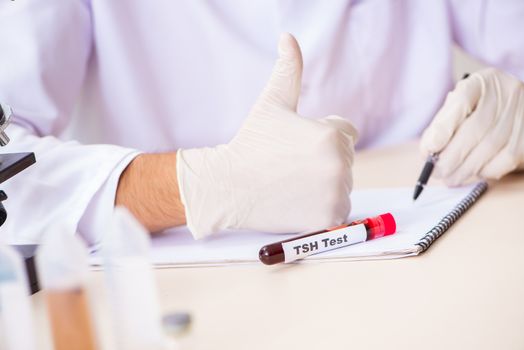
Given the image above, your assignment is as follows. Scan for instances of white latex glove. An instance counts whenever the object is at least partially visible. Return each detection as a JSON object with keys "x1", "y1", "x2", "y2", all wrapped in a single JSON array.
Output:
[
  {"x1": 420, "y1": 68, "x2": 524, "y2": 186},
  {"x1": 177, "y1": 33, "x2": 358, "y2": 239}
]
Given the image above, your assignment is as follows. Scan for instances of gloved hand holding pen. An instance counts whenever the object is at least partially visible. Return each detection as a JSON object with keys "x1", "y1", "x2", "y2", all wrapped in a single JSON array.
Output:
[
  {"x1": 176, "y1": 33, "x2": 358, "y2": 238},
  {"x1": 420, "y1": 68, "x2": 524, "y2": 186}
]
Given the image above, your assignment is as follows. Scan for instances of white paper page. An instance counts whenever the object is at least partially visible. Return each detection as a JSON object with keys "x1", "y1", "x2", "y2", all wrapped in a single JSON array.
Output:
[{"x1": 90, "y1": 184, "x2": 479, "y2": 267}]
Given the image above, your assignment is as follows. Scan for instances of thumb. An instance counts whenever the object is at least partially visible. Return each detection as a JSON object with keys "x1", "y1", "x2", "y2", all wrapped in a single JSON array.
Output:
[{"x1": 257, "y1": 33, "x2": 303, "y2": 112}]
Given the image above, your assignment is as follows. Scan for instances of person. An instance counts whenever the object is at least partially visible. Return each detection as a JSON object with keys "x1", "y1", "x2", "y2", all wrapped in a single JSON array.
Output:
[{"x1": 0, "y1": 1, "x2": 523, "y2": 246}]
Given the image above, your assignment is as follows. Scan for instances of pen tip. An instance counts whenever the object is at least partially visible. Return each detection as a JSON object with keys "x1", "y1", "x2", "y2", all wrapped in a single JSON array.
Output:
[{"x1": 413, "y1": 186, "x2": 423, "y2": 201}]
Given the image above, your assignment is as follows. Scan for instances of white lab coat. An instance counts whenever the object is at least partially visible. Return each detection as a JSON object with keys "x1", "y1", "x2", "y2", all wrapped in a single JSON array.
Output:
[{"x1": 0, "y1": 0, "x2": 523, "y2": 246}]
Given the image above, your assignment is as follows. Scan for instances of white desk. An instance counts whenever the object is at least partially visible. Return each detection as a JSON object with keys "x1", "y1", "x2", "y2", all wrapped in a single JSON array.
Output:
[{"x1": 33, "y1": 142, "x2": 524, "y2": 350}]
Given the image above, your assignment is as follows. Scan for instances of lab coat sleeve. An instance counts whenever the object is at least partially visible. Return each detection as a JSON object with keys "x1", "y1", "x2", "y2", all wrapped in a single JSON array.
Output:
[
  {"x1": 448, "y1": 0, "x2": 524, "y2": 80},
  {"x1": 0, "y1": 1, "x2": 140, "y2": 245}
]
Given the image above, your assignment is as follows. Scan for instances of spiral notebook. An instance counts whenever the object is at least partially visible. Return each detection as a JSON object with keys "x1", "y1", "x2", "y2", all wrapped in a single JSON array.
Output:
[{"x1": 90, "y1": 182, "x2": 488, "y2": 267}]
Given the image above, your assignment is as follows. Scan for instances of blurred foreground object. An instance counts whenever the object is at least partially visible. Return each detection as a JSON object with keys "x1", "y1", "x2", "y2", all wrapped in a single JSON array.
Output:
[
  {"x1": 102, "y1": 207, "x2": 173, "y2": 350},
  {"x1": 0, "y1": 244, "x2": 37, "y2": 350},
  {"x1": 37, "y1": 228, "x2": 98, "y2": 350}
]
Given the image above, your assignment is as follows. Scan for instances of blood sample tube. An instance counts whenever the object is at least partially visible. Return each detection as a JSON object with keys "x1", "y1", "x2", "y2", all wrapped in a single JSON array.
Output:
[{"x1": 259, "y1": 213, "x2": 396, "y2": 265}]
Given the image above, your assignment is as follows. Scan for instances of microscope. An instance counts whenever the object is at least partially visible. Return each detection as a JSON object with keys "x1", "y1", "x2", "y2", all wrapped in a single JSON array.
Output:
[
  {"x1": 0, "y1": 103, "x2": 39, "y2": 293},
  {"x1": 0, "y1": 103, "x2": 36, "y2": 226}
]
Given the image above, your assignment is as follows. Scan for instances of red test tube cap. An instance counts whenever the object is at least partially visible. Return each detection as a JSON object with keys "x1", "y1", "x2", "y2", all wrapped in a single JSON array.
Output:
[{"x1": 379, "y1": 213, "x2": 396, "y2": 236}]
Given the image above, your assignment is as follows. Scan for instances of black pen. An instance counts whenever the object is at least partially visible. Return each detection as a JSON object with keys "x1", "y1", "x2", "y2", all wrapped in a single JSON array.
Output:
[
  {"x1": 413, "y1": 153, "x2": 439, "y2": 200},
  {"x1": 413, "y1": 73, "x2": 470, "y2": 201}
]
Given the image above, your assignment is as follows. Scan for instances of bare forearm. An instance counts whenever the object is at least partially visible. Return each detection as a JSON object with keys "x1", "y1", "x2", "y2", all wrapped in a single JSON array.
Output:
[{"x1": 115, "y1": 153, "x2": 186, "y2": 232}]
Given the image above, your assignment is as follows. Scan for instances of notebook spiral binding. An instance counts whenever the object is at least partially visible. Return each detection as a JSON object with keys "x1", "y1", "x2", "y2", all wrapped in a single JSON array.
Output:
[{"x1": 416, "y1": 181, "x2": 488, "y2": 252}]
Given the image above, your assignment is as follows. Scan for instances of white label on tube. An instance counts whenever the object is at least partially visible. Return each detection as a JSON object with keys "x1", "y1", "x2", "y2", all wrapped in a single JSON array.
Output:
[{"x1": 282, "y1": 224, "x2": 367, "y2": 263}]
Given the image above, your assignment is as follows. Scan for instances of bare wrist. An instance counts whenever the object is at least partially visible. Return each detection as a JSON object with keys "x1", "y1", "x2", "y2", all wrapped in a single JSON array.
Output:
[{"x1": 115, "y1": 152, "x2": 186, "y2": 232}]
